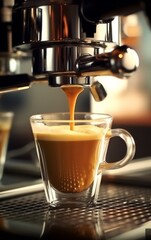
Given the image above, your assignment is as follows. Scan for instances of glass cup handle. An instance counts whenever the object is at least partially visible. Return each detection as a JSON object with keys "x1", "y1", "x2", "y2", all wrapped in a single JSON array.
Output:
[{"x1": 99, "y1": 128, "x2": 136, "y2": 170}]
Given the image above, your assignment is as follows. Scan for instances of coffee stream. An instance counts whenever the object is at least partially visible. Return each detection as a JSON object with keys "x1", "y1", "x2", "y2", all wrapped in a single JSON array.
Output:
[
  {"x1": 61, "y1": 85, "x2": 84, "y2": 130},
  {"x1": 34, "y1": 85, "x2": 103, "y2": 193}
]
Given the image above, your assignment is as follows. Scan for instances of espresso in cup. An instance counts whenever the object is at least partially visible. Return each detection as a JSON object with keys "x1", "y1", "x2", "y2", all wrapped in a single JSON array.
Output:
[
  {"x1": 30, "y1": 85, "x2": 135, "y2": 208},
  {"x1": 31, "y1": 112, "x2": 135, "y2": 207},
  {"x1": 0, "y1": 112, "x2": 14, "y2": 180},
  {"x1": 0, "y1": 123, "x2": 10, "y2": 157},
  {"x1": 34, "y1": 124, "x2": 104, "y2": 193}
]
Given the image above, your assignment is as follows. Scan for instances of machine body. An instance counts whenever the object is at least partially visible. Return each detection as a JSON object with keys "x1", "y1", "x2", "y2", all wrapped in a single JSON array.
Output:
[{"x1": 1, "y1": 0, "x2": 151, "y2": 99}]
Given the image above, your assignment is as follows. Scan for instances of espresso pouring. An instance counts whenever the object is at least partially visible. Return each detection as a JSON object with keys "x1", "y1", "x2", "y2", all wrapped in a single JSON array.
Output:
[
  {"x1": 61, "y1": 85, "x2": 84, "y2": 130},
  {"x1": 33, "y1": 85, "x2": 103, "y2": 193}
]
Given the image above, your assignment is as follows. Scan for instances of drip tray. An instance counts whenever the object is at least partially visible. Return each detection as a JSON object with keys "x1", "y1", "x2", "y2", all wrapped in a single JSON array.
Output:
[
  {"x1": 0, "y1": 180, "x2": 151, "y2": 239},
  {"x1": 0, "y1": 157, "x2": 151, "y2": 239}
]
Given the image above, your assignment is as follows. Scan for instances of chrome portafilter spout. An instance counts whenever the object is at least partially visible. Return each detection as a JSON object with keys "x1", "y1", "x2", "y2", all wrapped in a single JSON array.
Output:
[{"x1": 90, "y1": 81, "x2": 107, "y2": 102}]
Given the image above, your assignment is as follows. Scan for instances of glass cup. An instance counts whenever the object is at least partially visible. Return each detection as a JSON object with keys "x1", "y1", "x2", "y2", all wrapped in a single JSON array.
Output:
[
  {"x1": 30, "y1": 112, "x2": 135, "y2": 208},
  {"x1": 0, "y1": 112, "x2": 14, "y2": 180}
]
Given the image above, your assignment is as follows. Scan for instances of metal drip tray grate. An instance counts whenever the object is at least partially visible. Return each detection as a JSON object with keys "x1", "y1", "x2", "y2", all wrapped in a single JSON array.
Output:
[{"x1": 0, "y1": 183, "x2": 151, "y2": 239}]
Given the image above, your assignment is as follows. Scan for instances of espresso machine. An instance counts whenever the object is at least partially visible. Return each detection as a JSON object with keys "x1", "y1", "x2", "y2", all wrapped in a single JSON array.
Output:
[
  {"x1": 2, "y1": 0, "x2": 150, "y2": 102},
  {"x1": 1, "y1": 2, "x2": 151, "y2": 239},
  {"x1": 0, "y1": 0, "x2": 151, "y2": 153}
]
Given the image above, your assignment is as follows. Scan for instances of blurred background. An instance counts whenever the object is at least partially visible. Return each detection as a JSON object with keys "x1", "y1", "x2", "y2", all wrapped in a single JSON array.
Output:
[{"x1": 1, "y1": 11, "x2": 151, "y2": 163}]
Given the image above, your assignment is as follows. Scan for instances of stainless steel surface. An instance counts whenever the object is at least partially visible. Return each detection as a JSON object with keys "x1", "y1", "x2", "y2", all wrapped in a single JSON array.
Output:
[
  {"x1": 75, "y1": 45, "x2": 139, "y2": 78},
  {"x1": 0, "y1": 156, "x2": 151, "y2": 238},
  {"x1": 0, "y1": 181, "x2": 151, "y2": 239},
  {"x1": 0, "y1": 180, "x2": 43, "y2": 200},
  {"x1": 103, "y1": 157, "x2": 151, "y2": 187},
  {"x1": 0, "y1": 0, "x2": 32, "y2": 93},
  {"x1": 89, "y1": 81, "x2": 107, "y2": 102},
  {"x1": 12, "y1": 0, "x2": 122, "y2": 91},
  {"x1": 8, "y1": 0, "x2": 140, "y2": 101},
  {"x1": 1, "y1": 0, "x2": 151, "y2": 95}
]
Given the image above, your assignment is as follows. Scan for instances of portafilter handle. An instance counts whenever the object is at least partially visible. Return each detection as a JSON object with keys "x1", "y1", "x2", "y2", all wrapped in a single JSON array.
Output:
[{"x1": 75, "y1": 45, "x2": 139, "y2": 79}]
